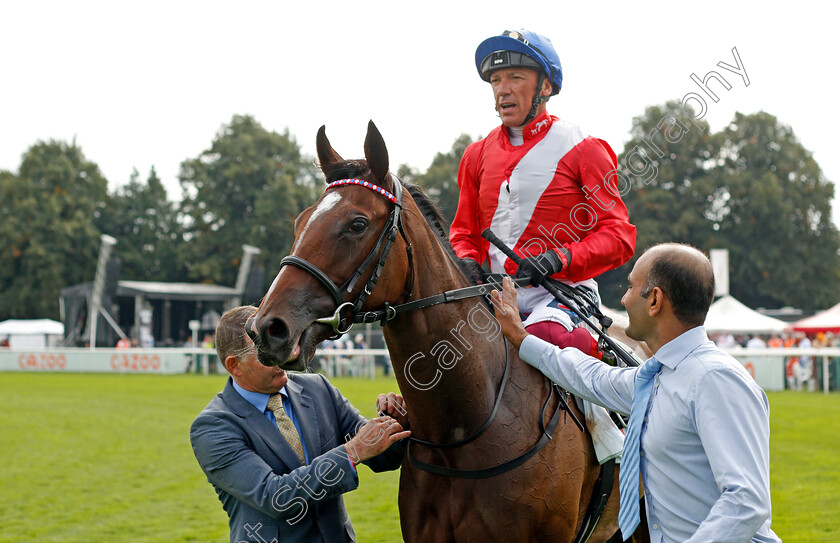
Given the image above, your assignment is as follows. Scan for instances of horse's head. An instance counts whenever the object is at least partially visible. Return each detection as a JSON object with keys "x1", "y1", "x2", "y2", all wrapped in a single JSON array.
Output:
[{"x1": 247, "y1": 121, "x2": 413, "y2": 369}]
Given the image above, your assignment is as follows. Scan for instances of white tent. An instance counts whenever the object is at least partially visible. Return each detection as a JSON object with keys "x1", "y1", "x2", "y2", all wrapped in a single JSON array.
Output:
[
  {"x1": 704, "y1": 295, "x2": 788, "y2": 334},
  {"x1": 0, "y1": 319, "x2": 65, "y2": 348}
]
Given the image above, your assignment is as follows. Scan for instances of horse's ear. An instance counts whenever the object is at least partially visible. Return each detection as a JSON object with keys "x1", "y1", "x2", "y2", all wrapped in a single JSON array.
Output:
[
  {"x1": 316, "y1": 125, "x2": 344, "y2": 171},
  {"x1": 364, "y1": 120, "x2": 389, "y2": 183}
]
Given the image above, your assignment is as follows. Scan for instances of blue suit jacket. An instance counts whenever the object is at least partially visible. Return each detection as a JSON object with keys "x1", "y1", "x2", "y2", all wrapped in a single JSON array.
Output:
[{"x1": 190, "y1": 373, "x2": 403, "y2": 543}]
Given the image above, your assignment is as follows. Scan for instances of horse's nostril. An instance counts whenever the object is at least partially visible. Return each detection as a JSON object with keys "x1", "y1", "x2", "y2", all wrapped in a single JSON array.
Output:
[{"x1": 265, "y1": 317, "x2": 289, "y2": 342}]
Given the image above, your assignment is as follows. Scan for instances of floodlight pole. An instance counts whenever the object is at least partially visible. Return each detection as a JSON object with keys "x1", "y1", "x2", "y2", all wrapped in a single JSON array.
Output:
[
  {"x1": 229, "y1": 244, "x2": 262, "y2": 309},
  {"x1": 88, "y1": 235, "x2": 117, "y2": 350}
]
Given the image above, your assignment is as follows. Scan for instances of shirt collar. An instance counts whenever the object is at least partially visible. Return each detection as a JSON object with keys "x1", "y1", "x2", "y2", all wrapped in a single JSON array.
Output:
[
  {"x1": 521, "y1": 110, "x2": 553, "y2": 142},
  {"x1": 652, "y1": 326, "x2": 710, "y2": 369},
  {"x1": 232, "y1": 379, "x2": 288, "y2": 413}
]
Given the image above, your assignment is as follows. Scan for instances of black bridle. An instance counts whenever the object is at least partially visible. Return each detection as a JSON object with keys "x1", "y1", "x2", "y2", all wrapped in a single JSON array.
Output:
[{"x1": 278, "y1": 177, "x2": 414, "y2": 338}]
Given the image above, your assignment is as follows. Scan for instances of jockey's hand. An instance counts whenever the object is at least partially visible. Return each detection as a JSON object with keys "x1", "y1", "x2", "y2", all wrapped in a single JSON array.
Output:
[
  {"x1": 460, "y1": 257, "x2": 485, "y2": 284},
  {"x1": 515, "y1": 248, "x2": 570, "y2": 287}
]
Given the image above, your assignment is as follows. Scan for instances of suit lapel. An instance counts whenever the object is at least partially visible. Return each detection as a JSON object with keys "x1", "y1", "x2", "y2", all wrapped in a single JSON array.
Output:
[
  {"x1": 286, "y1": 376, "x2": 321, "y2": 460},
  {"x1": 220, "y1": 377, "x2": 305, "y2": 469}
]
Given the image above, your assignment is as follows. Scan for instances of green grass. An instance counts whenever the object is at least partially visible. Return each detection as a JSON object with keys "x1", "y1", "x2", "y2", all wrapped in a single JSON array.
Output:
[
  {"x1": 0, "y1": 373, "x2": 837, "y2": 542},
  {"x1": 0, "y1": 372, "x2": 404, "y2": 542},
  {"x1": 766, "y1": 391, "x2": 840, "y2": 542}
]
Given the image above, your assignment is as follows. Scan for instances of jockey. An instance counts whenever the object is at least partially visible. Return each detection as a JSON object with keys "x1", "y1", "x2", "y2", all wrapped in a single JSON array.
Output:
[
  {"x1": 450, "y1": 29, "x2": 637, "y2": 358},
  {"x1": 450, "y1": 30, "x2": 636, "y2": 463}
]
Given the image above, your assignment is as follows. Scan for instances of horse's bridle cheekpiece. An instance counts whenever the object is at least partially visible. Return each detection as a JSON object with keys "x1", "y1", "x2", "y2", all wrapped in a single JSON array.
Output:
[{"x1": 277, "y1": 177, "x2": 414, "y2": 338}]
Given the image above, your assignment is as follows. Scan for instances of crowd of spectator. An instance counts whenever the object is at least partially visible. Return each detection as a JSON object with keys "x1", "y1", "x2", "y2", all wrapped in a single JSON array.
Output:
[
  {"x1": 710, "y1": 331, "x2": 839, "y2": 391},
  {"x1": 315, "y1": 333, "x2": 393, "y2": 377}
]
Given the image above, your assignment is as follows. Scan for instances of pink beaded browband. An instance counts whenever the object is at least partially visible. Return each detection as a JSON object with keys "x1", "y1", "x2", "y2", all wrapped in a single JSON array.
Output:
[{"x1": 324, "y1": 178, "x2": 398, "y2": 203}]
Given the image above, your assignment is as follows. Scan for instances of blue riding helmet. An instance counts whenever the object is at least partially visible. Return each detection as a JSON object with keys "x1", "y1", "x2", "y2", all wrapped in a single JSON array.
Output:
[{"x1": 475, "y1": 29, "x2": 563, "y2": 95}]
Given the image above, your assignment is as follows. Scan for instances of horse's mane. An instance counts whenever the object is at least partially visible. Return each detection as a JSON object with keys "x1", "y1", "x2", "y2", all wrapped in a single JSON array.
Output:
[
  {"x1": 403, "y1": 183, "x2": 486, "y2": 286},
  {"x1": 318, "y1": 159, "x2": 481, "y2": 285}
]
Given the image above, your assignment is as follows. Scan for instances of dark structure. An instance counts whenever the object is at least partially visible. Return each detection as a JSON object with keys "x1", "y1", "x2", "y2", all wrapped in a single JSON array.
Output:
[
  {"x1": 60, "y1": 244, "x2": 263, "y2": 348},
  {"x1": 60, "y1": 281, "x2": 246, "y2": 347}
]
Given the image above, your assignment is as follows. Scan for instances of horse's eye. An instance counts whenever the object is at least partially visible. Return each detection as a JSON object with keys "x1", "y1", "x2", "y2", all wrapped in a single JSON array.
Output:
[{"x1": 348, "y1": 218, "x2": 368, "y2": 233}]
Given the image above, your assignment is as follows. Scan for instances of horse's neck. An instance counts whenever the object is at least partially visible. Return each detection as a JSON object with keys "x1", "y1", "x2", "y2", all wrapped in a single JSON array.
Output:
[{"x1": 384, "y1": 238, "x2": 507, "y2": 443}]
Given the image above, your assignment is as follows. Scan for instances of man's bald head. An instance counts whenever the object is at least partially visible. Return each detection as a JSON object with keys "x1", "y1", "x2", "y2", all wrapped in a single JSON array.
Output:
[{"x1": 638, "y1": 243, "x2": 715, "y2": 327}]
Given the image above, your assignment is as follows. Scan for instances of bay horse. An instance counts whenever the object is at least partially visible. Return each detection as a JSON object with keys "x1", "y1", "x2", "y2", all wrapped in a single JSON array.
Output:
[{"x1": 249, "y1": 121, "x2": 646, "y2": 542}]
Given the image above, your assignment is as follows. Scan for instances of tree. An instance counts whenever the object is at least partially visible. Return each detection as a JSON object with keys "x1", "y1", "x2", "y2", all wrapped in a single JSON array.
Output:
[
  {"x1": 96, "y1": 166, "x2": 186, "y2": 282},
  {"x1": 178, "y1": 115, "x2": 319, "y2": 288},
  {"x1": 598, "y1": 101, "x2": 716, "y2": 306},
  {"x1": 713, "y1": 112, "x2": 840, "y2": 310},
  {"x1": 412, "y1": 134, "x2": 475, "y2": 224},
  {"x1": 0, "y1": 140, "x2": 109, "y2": 320},
  {"x1": 598, "y1": 102, "x2": 840, "y2": 311}
]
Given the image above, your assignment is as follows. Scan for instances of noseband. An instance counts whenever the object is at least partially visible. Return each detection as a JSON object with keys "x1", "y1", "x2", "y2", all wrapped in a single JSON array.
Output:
[{"x1": 278, "y1": 178, "x2": 414, "y2": 337}]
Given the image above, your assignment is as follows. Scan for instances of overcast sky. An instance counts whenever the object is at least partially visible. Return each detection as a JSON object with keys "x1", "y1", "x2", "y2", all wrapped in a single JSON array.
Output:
[{"x1": 2, "y1": 1, "x2": 838, "y2": 223}]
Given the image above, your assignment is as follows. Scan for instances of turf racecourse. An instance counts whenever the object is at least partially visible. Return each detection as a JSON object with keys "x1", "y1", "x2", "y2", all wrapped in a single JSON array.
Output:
[{"x1": 0, "y1": 372, "x2": 837, "y2": 542}]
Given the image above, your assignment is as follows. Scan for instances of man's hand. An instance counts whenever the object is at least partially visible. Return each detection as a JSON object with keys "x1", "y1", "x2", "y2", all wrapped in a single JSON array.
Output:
[
  {"x1": 345, "y1": 416, "x2": 410, "y2": 465},
  {"x1": 490, "y1": 276, "x2": 529, "y2": 349},
  {"x1": 376, "y1": 392, "x2": 410, "y2": 429},
  {"x1": 515, "y1": 248, "x2": 570, "y2": 287}
]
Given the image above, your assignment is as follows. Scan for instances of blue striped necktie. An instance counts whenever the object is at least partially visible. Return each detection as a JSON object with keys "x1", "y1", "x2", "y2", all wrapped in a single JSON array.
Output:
[{"x1": 618, "y1": 357, "x2": 662, "y2": 540}]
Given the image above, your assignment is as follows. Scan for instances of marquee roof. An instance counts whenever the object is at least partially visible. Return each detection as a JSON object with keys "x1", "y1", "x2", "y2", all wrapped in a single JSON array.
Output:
[{"x1": 704, "y1": 295, "x2": 788, "y2": 334}]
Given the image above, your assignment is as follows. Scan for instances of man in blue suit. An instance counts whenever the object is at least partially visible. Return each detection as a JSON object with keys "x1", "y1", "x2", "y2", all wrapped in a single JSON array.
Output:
[{"x1": 191, "y1": 306, "x2": 410, "y2": 543}]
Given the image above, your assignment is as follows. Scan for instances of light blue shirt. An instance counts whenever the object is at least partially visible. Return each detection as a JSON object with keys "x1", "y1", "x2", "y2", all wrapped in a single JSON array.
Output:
[
  {"x1": 231, "y1": 380, "x2": 310, "y2": 464},
  {"x1": 520, "y1": 326, "x2": 780, "y2": 543}
]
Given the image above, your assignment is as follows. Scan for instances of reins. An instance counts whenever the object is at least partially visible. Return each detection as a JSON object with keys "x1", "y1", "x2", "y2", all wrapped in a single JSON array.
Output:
[
  {"x1": 405, "y1": 337, "x2": 584, "y2": 479},
  {"x1": 353, "y1": 274, "x2": 601, "y2": 327},
  {"x1": 407, "y1": 379, "x2": 570, "y2": 479},
  {"x1": 408, "y1": 338, "x2": 512, "y2": 449}
]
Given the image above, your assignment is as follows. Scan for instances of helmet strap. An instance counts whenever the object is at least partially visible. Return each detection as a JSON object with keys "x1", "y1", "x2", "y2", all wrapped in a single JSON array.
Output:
[{"x1": 518, "y1": 72, "x2": 549, "y2": 127}]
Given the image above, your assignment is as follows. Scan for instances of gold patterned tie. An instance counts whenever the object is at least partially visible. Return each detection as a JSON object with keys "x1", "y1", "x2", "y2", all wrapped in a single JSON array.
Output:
[{"x1": 267, "y1": 393, "x2": 305, "y2": 464}]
